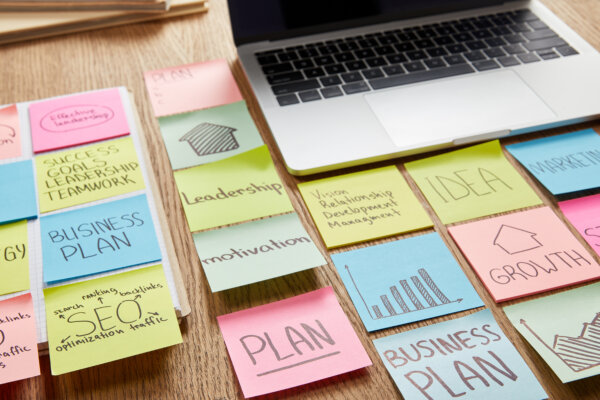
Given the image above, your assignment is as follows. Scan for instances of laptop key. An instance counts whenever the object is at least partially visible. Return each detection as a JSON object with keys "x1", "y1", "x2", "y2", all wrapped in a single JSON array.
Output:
[
  {"x1": 299, "y1": 90, "x2": 321, "y2": 102},
  {"x1": 267, "y1": 71, "x2": 304, "y2": 85},
  {"x1": 370, "y1": 64, "x2": 475, "y2": 90},
  {"x1": 464, "y1": 51, "x2": 486, "y2": 61},
  {"x1": 383, "y1": 65, "x2": 405, "y2": 75},
  {"x1": 484, "y1": 47, "x2": 506, "y2": 58},
  {"x1": 318, "y1": 45, "x2": 338, "y2": 55},
  {"x1": 503, "y1": 44, "x2": 526, "y2": 54},
  {"x1": 491, "y1": 26, "x2": 512, "y2": 36},
  {"x1": 523, "y1": 29, "x2": 556, "y2": 41},
  {"x1": 278, "y1": 52, "x2": 298, "y2": 62},
  {"x1": 276, "y1": 94, "x2": 300, "y2": 106},
  {"x1": 395, "y1": 42, "x2": 416, "y2": 52},
  {"x1": 320, "y1": 86, "x2": 343, "y2": 98},
  {"x1": 484, "y1": 37, "x2": 506, "y2": 47},
  {"x1": 335, "y1": 52, "x2": 355, "y2": 62},
  {"x1": 503, "y1": 34, "x2": 526, "y2": 44},
  {"x1": 466, "y1": 40, "x2": 487, "y2": 50},
  {"x1": 537, "y1": 50, "x2": 560, "y2": 60},
  {"x1": 272, "y1": 79, "x2": 320, "y2": 95},
  {"x1": 386, "y1": 53, "x2": 407, "y2": 64},
  {"x1": 434, "y1": 36, "x2": 454, "y2": 46},
  {"x1": 556, "y1": 45, "x2": 578, "y2": 56},
  {"x1": 304, "y1": 67, "x2": 326, "y2": 78},
  {"x1": 325, "y1": 64, "x2": 346, "y2": 74},
  {"x1": 375, "y1": 45, "x2": 396, "y2": 55},
  {"x1": 338, "y1": 42, "x2": 359, "y2": 51},
  {"x1": 518, "y1": 53, "x2": 541, "y2": 63},
  {"x1": 298, "y1": 48, "x2": 319, "y2": 58},
  {"x1": 362, "y1": 68, "x2": 384, "y2": 79},
  {"x1": 262, "y1": 63, "x2": 294, "y2": 75},
  {"x1": 257, "y1": 55, "x2": 278, "y2": 65},
  {"x1": 427, "y1": 47, "x2": 448, "y2": 57},
  {"x1": 446, "y1": 44, "x2": 467, "y2": 54},
  {"x1": 524, "y1": 37, "x2": 567, "y2": 51},
  {"x1": 472, "y1": 29, "x2": 493, "y2": 39},
  {"x1": 341, "y1": 72, "x2": 364, "y2": 83},
  {"x1": 403, "y1": 61, "x2": 426, "y2": 72},
  {"x1": 345, "y1": 60, "x2": 367, "y2": 71},
  {"x1": 293, "y1": 59, "x2": 314, "y2": 69},
  {"x1": 509, "y1": 23, "x2": 532, "y2": 33},
  {"x1": 424, "y1": 58, "x2": 447, "y2": 69},
  {"x1": 355, "y1": 49, "x2": 376, "y2": 58},
  {"x1": 472, "y1": 59, "x2": 500, "y2": 71},
  {"x1": 436, "y1": 26, "x2": 455, "y2": 35},
  {"x1": 315, "y1": 55, "x2": 335, "y2": 65},
  {"x1": 497, "y1": 56, "x2": 520, "y2": 67},
  {"x1": 444, "y1": 54, "x2": 467, "y2": 65},
  {"x1": 342, "y1": 81, "x2": 371, "y2": 95},
  {"x1": 528, "y1": 20, "x2": 548, "y2": 30},
  {"x1": 415, "y1": 39, "x2": 436, "y2": 49},
  {"x1": 366, "y1": 57, "x2": 387, "y2": 67},
  {"x1": 320, "y1": 76, "x2": 342, "y2": 86},
  {"x1": 407, "y1": 50, "x2": 428, "y2": 60},
  {"x1": 453, "y1": 32, "x2": 474, "y2": 42}
]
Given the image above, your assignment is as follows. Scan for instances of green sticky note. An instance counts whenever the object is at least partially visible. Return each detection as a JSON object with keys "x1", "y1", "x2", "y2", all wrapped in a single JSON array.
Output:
[
  {"x1": 504, "y1": 282, "x2": 600, "y2": 383},
  {"x1": 158, "y1": 101, "x2": 264, "y2": 170},
  {"x1": 174, "y1": 145, "x2": 294, "y2": 232},
  {"x1": 405, "y1": 140, "x2": 541, "y2": 224},
  {"x1": 194, "y1": 212, "x2": 326, "y2": 291},
  {"x1": 0, "y1": 220, "x2": 29, "y2": 295},
  {"x1": 44, "y1": 265, "x2": 182, "y2": 375},
  {"x1": 298, "y1": 166, "x2": 432, "y2": 248}
]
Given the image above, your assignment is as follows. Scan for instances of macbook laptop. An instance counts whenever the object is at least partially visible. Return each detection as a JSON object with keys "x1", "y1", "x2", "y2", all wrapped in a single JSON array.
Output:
[{"x1": 228, "y1": 0, "x2": 600, "y2": 175}]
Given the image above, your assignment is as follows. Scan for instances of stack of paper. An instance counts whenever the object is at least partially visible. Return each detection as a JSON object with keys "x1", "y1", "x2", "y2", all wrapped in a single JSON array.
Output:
[{"x1": 0, "y1": 0, "x2": 170, "y2": 12}]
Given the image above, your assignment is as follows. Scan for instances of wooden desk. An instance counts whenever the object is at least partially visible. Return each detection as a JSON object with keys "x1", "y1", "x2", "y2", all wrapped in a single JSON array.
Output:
[{"x1": 1, "y1": 1, "x2": 599, "y2": 398}]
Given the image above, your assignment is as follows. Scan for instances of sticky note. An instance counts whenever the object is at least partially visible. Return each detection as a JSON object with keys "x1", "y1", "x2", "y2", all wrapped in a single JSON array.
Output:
[
  {"x1": 331, "y1": 232, "x2": 483, "y2": 332},
  {"x1": 449, "y1": 206, "x2": 600, "y2": 302},
  {"x1": 217, "y1": 286, "x2": 372, "y2": 398},
  {"x1": 144, "y1": 60, "x2": 243, "y2": 117},
  {"x1": 29, "y1": 88, "x2": 130, "y2": 154},
  {"x1": 506, "y1": 129, "x2": 600, "y2": 195},
  {"x1": 298, "y1": 166, "x2": 432, "y2": 248},
  {"x1": 158, "y1": 101, "x2": 264, "y2": 170},
  {"x1": 0, "y1": 220, "x2": 29, "y2": 295},
  {"x1": 194, "y1": 213, "x2": 325, "y2": 292},
  {"x1": 0, "y1": 160, "x2": 37, "y2": 225},
  {"x1": 41, "y1": 194, "x2": 161, "y2": 283},
  {"x1": 44, "y1": 264, "x2": 182, "y2": 375},
  {"x1": 174, "y1": 145, "x2": 293, "y2": 232},
  {"x1": 35, "y1": 136, "x2": 145, "y2": 213},
  {"x1": 373, "y1": 309, "x2": 546, "y2": 400},
  {"x1": 504, "y1": 281, "x2": 600, "y2": 383},
  {"x1": 405, "y1": 140, "x2": 542, "y2": 224},
  {"x1": 559, "y1": 194, "x2": 600, "y2": 257},
  {"x1": 0, "y1": 105, "x2": 21, "y2": 160},
  {"x1": 0, "y1": 293, "x2": 40, "y2": 384}
]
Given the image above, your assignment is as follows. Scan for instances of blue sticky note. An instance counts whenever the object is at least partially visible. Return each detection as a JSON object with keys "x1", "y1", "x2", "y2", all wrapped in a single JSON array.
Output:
[
  {"x1": 331, "y1": 232, "x2": 483, "y2": 332},
  {"x1": 506, "y1": 129, "x2": 600, "y2": 195},
  {"x1": 0, "y1": 160, "x2": 37, "y2": 225},
  {"x1": 41, "y1": 194, "x2": 162, "y2": 283},
  {"x1": 373, "y1": 309, "x2": 547, "y2": 400}
]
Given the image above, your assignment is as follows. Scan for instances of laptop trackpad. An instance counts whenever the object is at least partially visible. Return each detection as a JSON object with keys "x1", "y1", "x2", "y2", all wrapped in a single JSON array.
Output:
[{"x1": 365, "y1": 70, "x2": 556, "y2": 149}]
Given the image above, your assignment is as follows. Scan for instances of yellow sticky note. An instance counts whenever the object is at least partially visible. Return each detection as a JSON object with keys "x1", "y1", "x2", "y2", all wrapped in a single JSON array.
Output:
[
  {"x1": 174, "y1": 145, "x2": 294, "y2": 232},
  {"x1": 44, "y1": 265, "x2": 182, "y2": 375},
  {"x1": 405, "y1": 140, "x2": 542, "y2": 225},
  {"x1": 298, "y1": 166, "x2": 432, "y2": 248},
  {"x1": 35, "y1": 137, "x2": 145, "y2": 213},
  {"x1": 0, "y1": 220, "x2": 29, "y2": 295}
]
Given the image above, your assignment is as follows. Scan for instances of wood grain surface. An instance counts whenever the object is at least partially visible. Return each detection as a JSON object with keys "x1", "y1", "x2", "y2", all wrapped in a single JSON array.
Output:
[{"x1": 1, "y1": 0, "x2": 599, "y2": 398}]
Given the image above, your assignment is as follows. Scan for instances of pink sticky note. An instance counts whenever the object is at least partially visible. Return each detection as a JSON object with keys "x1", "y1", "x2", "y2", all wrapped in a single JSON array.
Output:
[
  {"x1": 144, "y1": 59, "x2": 243, "y2": 117},
  {"x1": 28, "y1": 88, "x2": 130, "y2": 153},
  {"x1": 559, "y1": 194, "x2": 600, "y2": 257},
  {"x1": 449, "y1": 207, "x2": 600, "y2": 302},
  {"x1": 217, "y1": 287, "x2": 371, "y2": 398},
  {"x1": 0, "y1": 293, "x2": 40, "y2": 384},
  {"x1": 0, "y1": 105, "x2": 21, "y2": 160}
]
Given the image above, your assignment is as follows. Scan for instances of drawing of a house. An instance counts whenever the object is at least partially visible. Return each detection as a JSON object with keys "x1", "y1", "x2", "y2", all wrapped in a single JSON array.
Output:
[
  {"x1": 179, "y1": 122, "x2": 239, "y2": 156},
  {"x1": 493, "y1": 224, "x2": 543, "y2": 255}
]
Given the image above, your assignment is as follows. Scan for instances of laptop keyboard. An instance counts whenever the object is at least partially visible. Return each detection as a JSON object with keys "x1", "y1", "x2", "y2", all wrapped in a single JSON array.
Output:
[{"x1": 254, "y1": 9, "x2": 579, "y2": 107}]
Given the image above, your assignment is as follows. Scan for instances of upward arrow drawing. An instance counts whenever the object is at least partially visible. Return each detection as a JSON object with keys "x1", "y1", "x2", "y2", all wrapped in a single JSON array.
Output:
[{"x1": 493, "y1": 224, "x2": 543, "y2": 255}]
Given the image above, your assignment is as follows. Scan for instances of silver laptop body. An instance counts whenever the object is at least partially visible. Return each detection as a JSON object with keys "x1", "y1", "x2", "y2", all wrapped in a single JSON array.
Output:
[{"x1": 229, "y1": 0, "x2": 600, "y2": 175}]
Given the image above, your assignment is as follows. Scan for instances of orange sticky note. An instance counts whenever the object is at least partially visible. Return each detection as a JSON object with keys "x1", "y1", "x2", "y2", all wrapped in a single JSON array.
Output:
[
  {"x1": 144, "y1": 60, "x2": 243, "y2": 117},
  {"x1": 0, "y1": 105, "x2": 21, "y2": 160},
  {"x1": 449, "y1": 207, "x2": 600, "y2": 302},
  {"x1": 0, "y1": 293, "x2": 40, "y2": 384},
  {"x1": 217, "y1": 287, "x2": 372, "y2": 398}
]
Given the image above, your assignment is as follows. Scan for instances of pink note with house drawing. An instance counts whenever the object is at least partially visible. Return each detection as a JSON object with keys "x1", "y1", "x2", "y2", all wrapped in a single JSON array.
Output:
[
  {"x1": 29, "y1": 88, "x2": 130, "y2": 153},
  {"x1": 449, "y1": 206, "x2": 600, "y2": 302},
  {"x1": 217, "y1": 287, "x2": 371, "y2": 398}
]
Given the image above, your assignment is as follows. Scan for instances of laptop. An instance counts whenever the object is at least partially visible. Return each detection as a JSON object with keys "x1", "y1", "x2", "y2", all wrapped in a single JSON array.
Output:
[{"x1": 228, "y1": 0, "x2": 600, "y2": 176}]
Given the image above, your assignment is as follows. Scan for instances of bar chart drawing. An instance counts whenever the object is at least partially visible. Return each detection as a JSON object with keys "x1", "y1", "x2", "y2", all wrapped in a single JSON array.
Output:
[{"x1": 344, "y1": 265, "x2": 462, "y2": 320}]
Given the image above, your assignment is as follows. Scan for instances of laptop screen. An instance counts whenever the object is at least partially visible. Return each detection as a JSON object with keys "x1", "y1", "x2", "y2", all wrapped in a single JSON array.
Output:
[{"x1": 228, "y1": 0, "x2": 503, "y2": 45}]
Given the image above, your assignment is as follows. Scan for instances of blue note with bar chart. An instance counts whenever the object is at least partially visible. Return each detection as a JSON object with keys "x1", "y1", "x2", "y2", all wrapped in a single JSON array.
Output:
[{"x1": 331, "y1": 232, "x2": 484, "y2": 331}]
